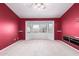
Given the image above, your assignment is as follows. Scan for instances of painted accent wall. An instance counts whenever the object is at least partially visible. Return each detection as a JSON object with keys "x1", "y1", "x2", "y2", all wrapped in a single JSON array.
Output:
[
  {"x1": 61, "y1": 3, "x2": 79, "y2": 50},
  {"x1": 61, "y1": 3, "x2": 79, "y2": 38},
  {"x1": 0, "y1": 4, "x2": 20, "y2": 50},
  {"x1": 18, "y1": 19, "x2": 25, "y2": 40},
  {"x1": 19, "y1": 18, "x2": 62, "y2": 40}
]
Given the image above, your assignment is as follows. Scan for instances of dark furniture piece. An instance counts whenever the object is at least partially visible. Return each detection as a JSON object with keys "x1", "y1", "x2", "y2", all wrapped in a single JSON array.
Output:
[{"x1": 63, "y1": 36, "x2": 79, "y2": 46}]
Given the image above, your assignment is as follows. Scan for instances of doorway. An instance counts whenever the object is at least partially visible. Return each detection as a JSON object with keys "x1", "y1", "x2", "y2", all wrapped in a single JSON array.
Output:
[{"x1": 25, "y1": 21, "x2": 54, "y2": 40}]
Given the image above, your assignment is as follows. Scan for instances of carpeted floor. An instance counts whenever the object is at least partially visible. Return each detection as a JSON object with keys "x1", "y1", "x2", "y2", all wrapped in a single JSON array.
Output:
[{"x1": 0, "y1": 39, "x2": 79, "y2": 56}]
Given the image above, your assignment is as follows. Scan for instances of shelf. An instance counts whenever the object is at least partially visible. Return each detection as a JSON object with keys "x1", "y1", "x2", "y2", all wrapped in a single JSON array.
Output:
[
  {"x1": 19, "y1": 30, "x2": 23, "y2": 32},
  {"x1": 57, "y1": 30, "x2": 62, "y2": 32}
]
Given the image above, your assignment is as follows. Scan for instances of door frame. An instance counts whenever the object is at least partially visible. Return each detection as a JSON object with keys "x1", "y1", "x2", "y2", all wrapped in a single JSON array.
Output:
[{"x1": 25, "y1": 20, "x2": 55, "y2": 40}]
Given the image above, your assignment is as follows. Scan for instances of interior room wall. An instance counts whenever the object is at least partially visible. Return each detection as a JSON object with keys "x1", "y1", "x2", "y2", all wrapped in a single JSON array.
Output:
[
  {"x1": 18, "y1": 20, "x2": 25, "y2": 40},
  {"x1": 0, "y1": 3, "x2": 20, "y2": 50},
  {"x1": 19, "y1": 18, "x2": 62, "y2": 40},
  {"x1": 61, "y1": 3, "x2": 79, "y2": 50},
  {"x1": 61, "y1": 3, "x2": 79, "y2": 38}
]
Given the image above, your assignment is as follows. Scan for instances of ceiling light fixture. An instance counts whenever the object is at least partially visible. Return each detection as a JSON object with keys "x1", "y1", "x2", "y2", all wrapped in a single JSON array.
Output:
[{"x1": 32, "y1": 3, "x2": 46, "y2": 9}]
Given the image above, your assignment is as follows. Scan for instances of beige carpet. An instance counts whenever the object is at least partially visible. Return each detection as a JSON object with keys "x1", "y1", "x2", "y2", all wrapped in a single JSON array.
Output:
[{"x1": 0, "y1": 39, "x2": 79, "y2": 56}]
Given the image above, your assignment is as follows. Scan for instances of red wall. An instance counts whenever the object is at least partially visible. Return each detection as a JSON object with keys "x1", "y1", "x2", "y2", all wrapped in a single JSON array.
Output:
[
  {"x1": 55, "y1": 19, "x2": 62, "y2": 40},
  {"x1": 61, "y1": 3, "x2": 79, "y2": 38},
  {"x1": 19, "y1": 18, "x2": 62, "y2": 40},
  {"x1": 61, "y1": 3, "x2": 79, "y2": 50},
  {"x1": 0, "y1": 4, "x2": 20, "y2": 50},
  {"x1": 18, "y1": 19, "x2": 25, "y2": 40}
]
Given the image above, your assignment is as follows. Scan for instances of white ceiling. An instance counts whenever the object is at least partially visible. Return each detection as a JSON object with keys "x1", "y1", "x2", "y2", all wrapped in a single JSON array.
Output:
[{"x1": 5, "y1": 3, "x2": 74, "y2": 18}]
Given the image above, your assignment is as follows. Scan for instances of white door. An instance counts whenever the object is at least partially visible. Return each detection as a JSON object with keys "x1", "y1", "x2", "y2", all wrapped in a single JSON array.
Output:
[{"x1": 25, "y1": 21, "x2": 54, "y2": 40}]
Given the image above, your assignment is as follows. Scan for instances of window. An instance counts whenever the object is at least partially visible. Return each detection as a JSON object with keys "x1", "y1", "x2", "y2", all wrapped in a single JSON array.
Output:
[{"x1": 32, "y1": 24, "x2": 40, "y2": 33}]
